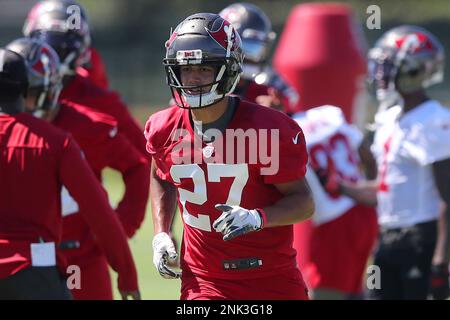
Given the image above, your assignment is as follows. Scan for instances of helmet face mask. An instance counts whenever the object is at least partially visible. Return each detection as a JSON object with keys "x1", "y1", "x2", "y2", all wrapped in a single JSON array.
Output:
[
  {"x1": 6, "y1": 38, "x2": 63, "y2": 116},
  {"x1": 367, "y1": 49, "x2": 398, "y2": 104},
  {"x1": 163, "y1": 13, "x2": 244, "y2": 109},
  {"x1": 32, "y1": 30, "x2": 90, "y2": 76},
  {"x1": 367, "y1": 25, "x2": 445, "y2": 102}
]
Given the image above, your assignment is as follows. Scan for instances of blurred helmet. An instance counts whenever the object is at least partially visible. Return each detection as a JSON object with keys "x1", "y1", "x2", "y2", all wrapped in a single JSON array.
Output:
[
  {"x1": 23, "y1": 0, "x2": 88, "y2": 37},
  {"x1": 25, "y1": 1, "x2": 91, "y2": 76},
  {"x1": 0, "y1": 49, "x2": 29, "y2": 102},
  {"x1": 367, "y1": 25, "x2": 445, "y2": 101},
  {"x1": 163, "y1": 13, "x2": 244, "y2": 109},
  {"x1": 219, "y1": 3, "x2": 276, "y2": 66},
  {"x1": 7, "y1": 38, "x2": 63, "y2": 115}
]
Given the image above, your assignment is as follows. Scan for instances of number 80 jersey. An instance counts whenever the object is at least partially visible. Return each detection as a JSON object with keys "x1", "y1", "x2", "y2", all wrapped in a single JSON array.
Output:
[
  {"x1": 293, "y1": 105, "x2": 364, "y2": 225},
  {"x1": 144, "y1": 99, "x2": 308, "y2": 280}
]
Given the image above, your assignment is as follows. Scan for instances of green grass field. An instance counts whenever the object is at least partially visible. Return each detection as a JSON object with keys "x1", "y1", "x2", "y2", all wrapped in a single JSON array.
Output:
[{"x1": 102, "y1": 167, "x2": 183, "y2": 300}]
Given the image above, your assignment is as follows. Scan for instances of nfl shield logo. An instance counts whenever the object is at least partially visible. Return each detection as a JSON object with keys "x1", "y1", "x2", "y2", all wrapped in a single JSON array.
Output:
[{"x1": 202, "y1": 145, "x2": 215, "y2": 158}]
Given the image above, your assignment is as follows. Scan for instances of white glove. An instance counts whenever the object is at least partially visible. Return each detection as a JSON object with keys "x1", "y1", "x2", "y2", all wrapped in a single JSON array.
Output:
[
  {"x1": 213, "y1": 204, "x2": 264, "y2": 241},
  {"x1": 152, "y1": 232, "x2": 181, "y2": 279}
]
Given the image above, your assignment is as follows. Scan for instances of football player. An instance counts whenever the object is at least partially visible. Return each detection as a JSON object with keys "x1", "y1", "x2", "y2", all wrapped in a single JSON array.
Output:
[
  {"x1": 23, "y1": 0, "x2": 109, "y2": 89},
  {"x1": 7, "y1": 38, "x2": 149, "y2": 300},
  {"x1": 0, "y1": 48, "x2": 139, "y2": 300},
  {"x1": 146, "y1": 13, "x2": 315, "y2": 300},
  {"x1": 219, "y1": 3, "x2": 299, "y2": 114},
  {"x1": 24, "y1": 3, "x2": 149, "y2": 159},
  {"x1": 292, "y1": 105, "x2": 378, "y2": 299},
  {"x1": 340, "y1": 25, "x2": 450, "y2": 300}
]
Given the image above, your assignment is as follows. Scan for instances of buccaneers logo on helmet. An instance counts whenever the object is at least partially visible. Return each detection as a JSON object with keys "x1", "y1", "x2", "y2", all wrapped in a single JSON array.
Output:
[{"x1": 206, "y1": 19, "x2": 241, "y2": 53}]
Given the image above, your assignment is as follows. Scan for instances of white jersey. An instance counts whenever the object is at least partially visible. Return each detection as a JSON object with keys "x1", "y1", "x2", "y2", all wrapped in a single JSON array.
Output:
[
  {"x1": 293, "y1": 105, "x2": 364, "y2": 225},
  {"x1": 372, "y1": 100, "x2": 450, "y2": 229}
]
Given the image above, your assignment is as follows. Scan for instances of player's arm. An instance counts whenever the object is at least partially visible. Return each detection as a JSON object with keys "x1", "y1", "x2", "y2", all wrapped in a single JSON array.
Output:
[
  {"x1": 150, "y1": 160, "x2": 180, "y2": 279},
  {"x1": 430, "y1": 158, "x2": 450, "y2": 299},
  {"x1": 102, "y1": 131, "x2": 150, "y2": 238},
  {"x1": 338, "y1": 179, "x2": 378, "y2": 207},
  {"x1": 255, "y1": 87, "x2": 284, "y2": 111},
  {"x1": 358, "y1": 137, "x2": 378, "y2": 180},
  {"x1": 263, "y1": 178, "x2": 314, "y2": 227},
  {"x1": 213, "y1": 177, "x2": 314, "y2": 241},
  {"x1": 59, "y1": 137, "x2": 140, "y2": 299}
]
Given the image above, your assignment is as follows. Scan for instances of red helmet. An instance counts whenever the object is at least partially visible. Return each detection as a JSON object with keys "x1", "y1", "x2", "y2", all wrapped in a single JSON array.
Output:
[
  {"x1": 23, "y1": 0, "x2": 88, "y2": 37},
  {"x1": 367, "y1": 25, "x2": 444, "y2": 99},
  {"x1": 24, "y1": 0, "x2": 91, "y2": 76},
  {"x1": 163, "y1": 13, "x2": 244, "y2": 109},
  {"x1": 7, "y1": 38, "x2": 62, "y2": 115}
]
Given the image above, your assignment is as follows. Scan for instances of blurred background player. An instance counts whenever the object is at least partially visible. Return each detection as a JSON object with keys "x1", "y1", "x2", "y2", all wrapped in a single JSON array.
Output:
[
  {"x1": 147, "y1": 13, "x2": 314, "y2": 300},
  {"x1": 340, "y1": 25, "x2": 450, "y2": 300},
  {"x1": 7, "y1": 37, "x2": 149, "y2": 300},
  {"x1": 219, "y1": 2, "x2": 299, "y2": 114},
  {"x1": 292, "y1": 105, "x2": 378, "y2": 299},
  {"x1": 23, "y1": 0, "x2": 109, "y2": 89},
  {"x1": 0, "y1": 48, "x2": 139, "y2": 300},
  {"x1": 24, "y1": 1, "x2": 150, "y2": 159}
]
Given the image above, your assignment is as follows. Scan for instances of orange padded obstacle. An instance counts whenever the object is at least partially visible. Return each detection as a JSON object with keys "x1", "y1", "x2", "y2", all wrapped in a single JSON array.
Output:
[{"x1": 273, "y1": 3, "x2": 367, "y2": 123}]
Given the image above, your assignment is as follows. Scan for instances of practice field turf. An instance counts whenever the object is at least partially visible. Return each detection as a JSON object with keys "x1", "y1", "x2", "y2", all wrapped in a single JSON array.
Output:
[{"x1": 103, "y1": 168, "x2": 183, "y2": 300}]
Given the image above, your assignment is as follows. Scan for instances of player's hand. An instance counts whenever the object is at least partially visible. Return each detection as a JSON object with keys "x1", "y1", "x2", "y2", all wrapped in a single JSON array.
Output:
[
  {"x1": 120, "y1": 290, "x2": 141, "y2": 300},
  {"x1": 213, "y1": 204, "x2": 264, "y2": 241},
  {"x1": 430, "y1": 263, "x2": 450, "y2": 300},
  {"x1": 152, "y1": 232, "x2": 181, "y2": 279},
  {"x1": 255, "y1": 88, "x2": 284, "y2": 110},
  {"x1": 314, "y1": 159, "x2": 341, "y2": 197}
]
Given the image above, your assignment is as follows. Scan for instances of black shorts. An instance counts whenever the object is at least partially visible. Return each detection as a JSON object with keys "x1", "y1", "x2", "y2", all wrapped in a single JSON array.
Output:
[
  {"x1": 0, "y1": 266, "x2": 72, "y2": 300},
  {"x1": 369, "y1": 220, "x2": 437, "y2": 300}
]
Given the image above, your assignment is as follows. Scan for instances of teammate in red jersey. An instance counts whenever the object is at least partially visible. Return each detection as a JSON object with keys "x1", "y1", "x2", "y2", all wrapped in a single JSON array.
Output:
[
  {"x1": 146, "y1": 13, "x2": 314, "y2": 300},
  {"x1": 7, "y1": 38, "x2": 149, "y2": 300},
  {"x1": 0, "y1": 48, "x2": 139, "y2": 300},
  {"x1": 77, "y1": 47, "x2": 109, "y2": 89},
  {"x1": 219, "y1": 3, "x2": 299, "y2": 114},
  {"x1": 24, "y1": 2, "x2": 149, "y2": 159}
]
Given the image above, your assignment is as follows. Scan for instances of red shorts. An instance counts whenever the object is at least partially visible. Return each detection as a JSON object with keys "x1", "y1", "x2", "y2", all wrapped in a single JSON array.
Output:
[
  {"x1": 181, "y1": 268, "x2": 309, "y2": 300},
  {"x1": 69, "y1": 255, "x2": 113, "y2": 300},
  {"x1": 293, "y1": 204, "x2": 378, "y2": 294}
]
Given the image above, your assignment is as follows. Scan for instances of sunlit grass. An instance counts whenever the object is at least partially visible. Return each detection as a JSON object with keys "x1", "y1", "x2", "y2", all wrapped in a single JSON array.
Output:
[{"x1": 102, "y1": 168, "x2": 183, "y2": 300}]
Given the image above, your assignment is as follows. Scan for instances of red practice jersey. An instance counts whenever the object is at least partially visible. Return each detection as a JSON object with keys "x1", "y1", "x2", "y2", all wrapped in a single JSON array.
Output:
[
  {"x1": 53, "y1": 102, "x2": 149, "y2": 252},
  {"x1": 77, "y1": 47, "x2": 109, "y2": 90},
  {"x1": 145, "y1": 99, "x2": 308, "y2": 280},
  {"x1": 0, "y1": 113, "x2": 137, "y2": 291},
  {"x1": 59, "y1": 75, "x2": 149, "y2": 160}
]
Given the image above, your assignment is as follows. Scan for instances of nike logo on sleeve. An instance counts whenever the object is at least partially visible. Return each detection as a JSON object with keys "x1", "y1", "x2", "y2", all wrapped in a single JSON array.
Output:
[{"x1": 292, "y1": 132, "x2": 302, "y2": 145}]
